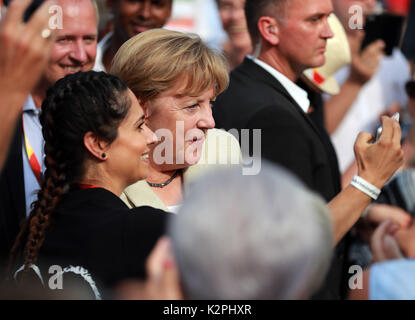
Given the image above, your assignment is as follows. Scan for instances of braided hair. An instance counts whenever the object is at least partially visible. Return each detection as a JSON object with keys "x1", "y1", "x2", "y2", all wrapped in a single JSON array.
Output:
[{"x1": 8, "y1": 71, "x2": 131, "y2": 277}]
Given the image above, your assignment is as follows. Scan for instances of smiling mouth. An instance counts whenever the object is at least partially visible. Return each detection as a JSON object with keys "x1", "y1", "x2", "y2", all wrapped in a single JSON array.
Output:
[
  {"x1": 229, "y1": 26, "x2": 248, "y2": 34},
  {"x1": 63, "y1": 66, "x2": 82, "y2": 73},
  {"x1": 131, "y1": 24, "x2": 152, "y2": 33}
]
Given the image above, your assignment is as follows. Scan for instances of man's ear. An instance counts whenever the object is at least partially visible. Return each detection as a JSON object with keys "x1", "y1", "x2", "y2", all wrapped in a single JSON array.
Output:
[
  {"x1": 258, "y1": 16, "x2": 280, "y2": 46},
  {"x1": 84, "y1": 132, "x2": 110, "y2": 161}
]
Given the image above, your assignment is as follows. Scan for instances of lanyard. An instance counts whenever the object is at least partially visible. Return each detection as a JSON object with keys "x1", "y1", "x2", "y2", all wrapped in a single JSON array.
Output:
[{"x1": 22, "y1": 114, "x2": 42, "y2": 185}]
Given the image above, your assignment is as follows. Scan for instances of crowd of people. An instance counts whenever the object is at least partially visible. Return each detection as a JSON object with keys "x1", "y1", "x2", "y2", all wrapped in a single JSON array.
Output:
[{"x1": 0, "y1": 0, "x2": 414, "y2": 300}]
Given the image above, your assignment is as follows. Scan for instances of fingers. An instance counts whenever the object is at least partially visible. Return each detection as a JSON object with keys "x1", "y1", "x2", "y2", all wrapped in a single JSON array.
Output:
[
  {"x1": 348, "y1": 29, "x2": 365, "y2": 53},
  {"x1": 354, "y1": 132, "x2": 374, "y2": 154},
  {"x1": 389, "y1": 208, "x2": 411, "y2": 229},
  {"x1": 366, "y1": 204, "x2": 412, "y2": 229},
  {"x1": 24, "y1": 0, "x2": 56, "y2": 43},
  {"x1": 160, "y1": 253, "x2": 182, "y2": 300},
  {"x1": 356, "y1": 29, "x2": 365, "y2": 42},
  {"x1": 363, "y1": 39, "x2": 385, "y2": 57},
  {"x1": 146, "y1": 236, "x2": 171, "y2": 281},
  {"x1": 353, "y1": 132, "x2": 373, "y2": 168},
  {"x1": 377, "y1": 116, "x2": 402, "y2": 160},
  {"x1": 359, "y1": 40, "x2": 384, "y2": 71},
  {"x1": 144, "y1": 236, "x2": 182, "y2": 300},
  {"x1": 395, "y1": 220, "x2": 415, "y2": 258},
  {"x1": 371, "y1": 219, "x2": 399, "y2": 261},
  {"x1": 356, "y1": 131, "x2": 374, "y2": 145},
  {"x1": 371, "y1": 39, "x2": 385, "y2": 51},
  {"x1": 388, "y1": 102, "x2": 401, "y2": 115},
  {"x1": 372, "y1": 219, "x2": 396, "y2": 245},
  {"x1": 377, "y1": 116, "x2": 394, "y2": 142},
  {"x1": 2, "y1": 0, "x2": 31, "y2": 28},
  {"x1": 382, "y1": 234, "x2": 404, "y2": 259},
  {"x1": 391, "y1": 116, "x2": 402, "y2": 146}
]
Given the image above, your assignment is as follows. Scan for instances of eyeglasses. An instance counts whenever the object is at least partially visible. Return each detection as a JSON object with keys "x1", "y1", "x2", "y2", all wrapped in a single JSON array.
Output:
[{"x1": 405, "y1": 80, "x2": 415, "y2": 99}]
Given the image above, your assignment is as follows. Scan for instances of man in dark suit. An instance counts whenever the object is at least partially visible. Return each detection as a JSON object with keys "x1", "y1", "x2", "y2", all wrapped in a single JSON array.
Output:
[
  {"x1": 0, "y1": 0, "x2": 98, "y2": 276},
  {"x1": 214, "y1": 0, "x2": 404, "y2": 299}
]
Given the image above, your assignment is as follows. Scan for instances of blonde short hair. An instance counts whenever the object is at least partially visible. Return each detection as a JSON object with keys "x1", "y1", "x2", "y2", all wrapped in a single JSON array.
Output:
[{"x1": 110, "y1": 29, "x2": 229, "y2": 102}]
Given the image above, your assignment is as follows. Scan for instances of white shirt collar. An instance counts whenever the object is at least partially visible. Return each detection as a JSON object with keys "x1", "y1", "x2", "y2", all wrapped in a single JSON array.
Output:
[
  {"x1": 248, "y1": 56, "x2": 310, "y2": 113},
  {"x1": 94, "y1": 32, "x2": 113, "y2": 72}
]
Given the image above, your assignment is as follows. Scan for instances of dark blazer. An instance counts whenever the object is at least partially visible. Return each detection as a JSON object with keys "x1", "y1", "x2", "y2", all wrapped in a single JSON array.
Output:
[
  {"x1": 214, "y1": 58, "x2": 340, "y2": 201},
  {"x1": 0, "y1": 122, "x2": 25, "y2": 275},
  {"x1": 214, "y1": 58, "x2": 346, "y2": 299}
]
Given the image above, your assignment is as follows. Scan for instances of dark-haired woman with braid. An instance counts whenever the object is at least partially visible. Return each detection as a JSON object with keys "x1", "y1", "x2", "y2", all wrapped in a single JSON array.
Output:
[{"x1": 8, "y1": 71, "x2": 168, "y2": 299}]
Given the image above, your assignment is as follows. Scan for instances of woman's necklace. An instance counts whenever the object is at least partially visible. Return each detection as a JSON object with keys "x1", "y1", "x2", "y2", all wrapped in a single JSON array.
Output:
[{"x1": 147, "y1": 170, "x2": 180, "y2": 188}]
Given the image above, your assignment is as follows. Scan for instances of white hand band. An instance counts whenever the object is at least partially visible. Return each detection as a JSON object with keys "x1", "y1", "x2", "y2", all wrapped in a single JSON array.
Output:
[{"x1": 350, "y1": 175, "x2": 381, "y2": 200}]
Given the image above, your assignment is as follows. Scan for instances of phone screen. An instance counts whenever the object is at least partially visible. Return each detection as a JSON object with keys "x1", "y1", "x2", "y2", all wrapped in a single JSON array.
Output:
[
  {"x1": 361, "y1": 13, "x2": 405, "y2": 56},
  {"x1": 375, "y1": 112, "x2": 400, "y2": 141}
]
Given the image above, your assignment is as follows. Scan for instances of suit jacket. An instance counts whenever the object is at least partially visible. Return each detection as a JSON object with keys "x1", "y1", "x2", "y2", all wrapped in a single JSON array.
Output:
[
  {"x1": 213, "y1": 58, "x2": 345, "y2": 299},
  {"x1": 214, "y1": 58, "x2": 340, "y2": 201},
  {"x1": 0, "y1": 122, "x2": 25, "y2": 275}
]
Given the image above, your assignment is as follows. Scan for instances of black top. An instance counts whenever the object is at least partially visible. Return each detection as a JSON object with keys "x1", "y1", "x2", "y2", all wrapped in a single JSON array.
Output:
[
  {"x1": 0, "y1": 122, "x2": 26, "y2": 276},
  {"x1": 17, "y1": 187, "x2": 168, "y2": 298},
  {"x1": 214, "y1": 58, "x2": 345, "y2": 299}
]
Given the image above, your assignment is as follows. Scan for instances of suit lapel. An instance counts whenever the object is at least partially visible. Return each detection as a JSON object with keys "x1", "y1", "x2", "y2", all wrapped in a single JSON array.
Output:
[{"x1": 238, "y1": 58, "x2": 325, "y2": 142}]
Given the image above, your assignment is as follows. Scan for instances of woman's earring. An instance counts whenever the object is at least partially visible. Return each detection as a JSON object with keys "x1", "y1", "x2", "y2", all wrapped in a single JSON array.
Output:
[{"x1": 101, "y1": 153, "x2": 107, "y2": 159}]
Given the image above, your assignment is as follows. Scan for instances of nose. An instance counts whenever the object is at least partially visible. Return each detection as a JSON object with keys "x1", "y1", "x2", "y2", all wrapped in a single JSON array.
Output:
[
  {"x1": 322, "y1": 18, "x2": 334, "y2": 39},
  {"x1": 144, "y1": 124, "x2": 159, "y2": 146},
  {"x1": 138, "y1": 1, "x2": 152, "y2": 19},
  {"x1": 229, "y1": 8, "x2": 238, "y2": 21},
  {"x1": 69, "y1": 40, "x2": 88, "y2": 64},
  {"x1": 198, "y1": 105, "x2": 215, "y2": 130}
]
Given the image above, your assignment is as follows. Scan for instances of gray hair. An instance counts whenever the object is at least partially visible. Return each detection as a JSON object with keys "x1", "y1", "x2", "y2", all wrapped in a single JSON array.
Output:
[
  {"x1": 90, "y1": 0, "x2": 99, "y2": 24},
  {"x1": 60, "y1": 0, "x2": 99, "y2": 24},
  {"x1": 170, "y1": 162, "x2": 333, "y2": 299}
]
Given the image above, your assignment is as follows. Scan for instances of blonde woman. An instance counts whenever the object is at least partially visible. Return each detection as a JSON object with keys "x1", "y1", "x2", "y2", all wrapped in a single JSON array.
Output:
[{"x1": 111, "y1": 29, "x2": 241, "y2": 212}]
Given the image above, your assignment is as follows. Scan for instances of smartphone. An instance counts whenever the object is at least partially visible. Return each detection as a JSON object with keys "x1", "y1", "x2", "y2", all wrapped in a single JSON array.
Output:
[
  {"x1": 361, "y1": 13, "x2": 405, "y2": 56},
  {"x1": 3, "y1": 0, "x2": 45, "y2": 22},
  {"x1": 375, "y1": 112, "x2": 400, "y2": 141}
]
